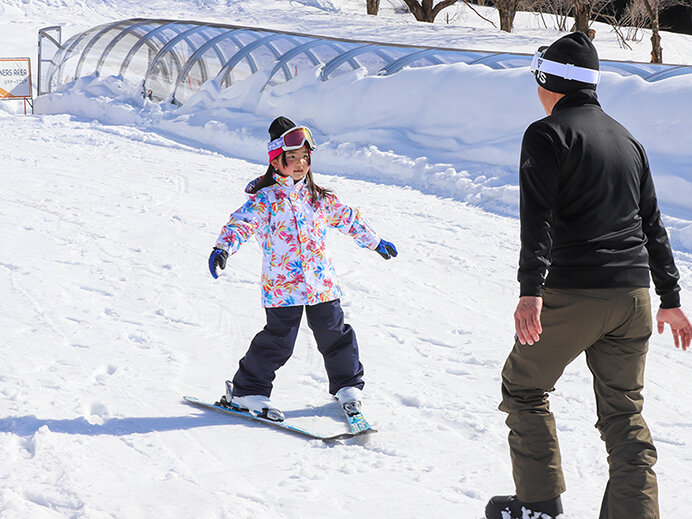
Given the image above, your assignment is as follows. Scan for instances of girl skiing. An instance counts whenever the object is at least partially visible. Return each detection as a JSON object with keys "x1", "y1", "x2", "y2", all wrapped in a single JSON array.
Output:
[{"x1": 208, "y1": 116, "x2": 398, "y2": 421}]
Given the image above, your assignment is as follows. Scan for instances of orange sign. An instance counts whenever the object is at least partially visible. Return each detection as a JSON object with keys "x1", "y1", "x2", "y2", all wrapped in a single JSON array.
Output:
[{"x1": 0, "y1": 58, "x2": 32, "y2": 99}]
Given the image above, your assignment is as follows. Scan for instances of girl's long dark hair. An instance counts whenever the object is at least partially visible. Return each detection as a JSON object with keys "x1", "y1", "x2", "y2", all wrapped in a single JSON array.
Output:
[{"x1": 249, "y1": 152, "x2": 331, "y2": 204}]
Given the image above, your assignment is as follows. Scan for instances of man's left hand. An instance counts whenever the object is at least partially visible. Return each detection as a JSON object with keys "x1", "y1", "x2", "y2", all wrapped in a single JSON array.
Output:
[{"x1": 514, "y1": 296, "x2": 543, "y2": 345}]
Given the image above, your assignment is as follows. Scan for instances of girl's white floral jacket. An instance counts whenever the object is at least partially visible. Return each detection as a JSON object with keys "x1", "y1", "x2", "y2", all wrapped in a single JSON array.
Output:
[{"x1": 215, "y1": 173, "x2": 380, "y2": 307}]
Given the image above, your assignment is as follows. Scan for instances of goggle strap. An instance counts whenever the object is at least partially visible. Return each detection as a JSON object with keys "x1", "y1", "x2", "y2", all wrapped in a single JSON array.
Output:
[
  {"x1": 268, "y1": 136, "x2": 285, "y2": 152},
  {"x1": 531, "y1": 51, "x2": 600, "y2": 85}
]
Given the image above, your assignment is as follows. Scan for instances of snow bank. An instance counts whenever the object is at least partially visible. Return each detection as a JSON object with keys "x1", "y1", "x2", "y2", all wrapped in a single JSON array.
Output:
[{"x1": 35, "y1": 58, "x2": 692, "y2": 248}]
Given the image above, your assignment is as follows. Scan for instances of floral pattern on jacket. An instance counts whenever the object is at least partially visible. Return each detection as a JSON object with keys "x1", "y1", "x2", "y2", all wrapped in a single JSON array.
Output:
[{"x1": 215, "y1": 173, "x2": 380, "y2": 307}]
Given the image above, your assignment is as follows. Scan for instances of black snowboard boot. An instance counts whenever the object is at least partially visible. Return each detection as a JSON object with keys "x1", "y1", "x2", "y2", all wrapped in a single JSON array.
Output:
[{"x1": 485, "y1": 495, "x2": 563, "y2": 519}]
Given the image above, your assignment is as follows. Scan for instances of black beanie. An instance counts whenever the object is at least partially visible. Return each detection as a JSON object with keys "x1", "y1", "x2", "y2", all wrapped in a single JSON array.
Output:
[
  {"x1": 536, "y1": 32, "x2": 600, "y2": 93},
  {"x1": 268, "y1": 116, "x2": 296, "y2": 141}
]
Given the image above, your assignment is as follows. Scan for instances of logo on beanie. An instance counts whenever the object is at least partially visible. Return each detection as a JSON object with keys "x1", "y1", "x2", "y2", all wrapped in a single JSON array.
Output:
[{"x1": 537, "y1": 71, "x2": 547, "y2": 84}]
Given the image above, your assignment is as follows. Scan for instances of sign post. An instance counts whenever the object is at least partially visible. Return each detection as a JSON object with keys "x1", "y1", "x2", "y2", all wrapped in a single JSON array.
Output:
[{"x1": 0, "y1": 57, "x2": 33, "y2": 114}]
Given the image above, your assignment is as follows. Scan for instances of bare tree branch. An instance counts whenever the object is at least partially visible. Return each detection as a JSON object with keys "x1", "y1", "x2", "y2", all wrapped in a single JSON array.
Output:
[
  {"x1": 601, "y1": 13, "x2": 633, "y2": 50},
  {"x1": 462, "y1": 0, "x2": 498, "y2": 27},
  {"x1": 432, "y1": 0, "x2": 461, "y2": 18}
]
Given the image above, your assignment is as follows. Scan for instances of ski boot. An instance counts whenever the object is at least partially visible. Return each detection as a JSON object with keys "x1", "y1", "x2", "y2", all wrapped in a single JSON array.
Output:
[
  {"x1": 218, "y1": 380, "x2": 285, "y2": 422},
  {"x1": 336, "y1": 386, "x2": 363, "y2": 416},
  {"x1": 485, "y1": 495, "x2": 563, "y2": 519}
]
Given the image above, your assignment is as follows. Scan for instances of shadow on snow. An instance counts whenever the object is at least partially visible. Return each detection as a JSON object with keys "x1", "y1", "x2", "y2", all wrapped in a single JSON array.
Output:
[{"x1": 0, "y1": 402, "x2": 343, "y2": 437}]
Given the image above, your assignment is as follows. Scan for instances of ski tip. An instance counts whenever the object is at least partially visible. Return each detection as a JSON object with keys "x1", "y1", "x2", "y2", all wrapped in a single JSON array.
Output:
[
  {"x1": 320, "y1": 433, "x2": 358, "y2": 442},
  {"x1": 349, "y1": 428, "x2": 377, "y2": 444},
  {"x1": 321, "y1": 428, "x2": 378, "y2": 443}
]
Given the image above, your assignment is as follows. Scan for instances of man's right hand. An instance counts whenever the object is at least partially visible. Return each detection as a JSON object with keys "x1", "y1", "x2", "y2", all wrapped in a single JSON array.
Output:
[
  {"x1": 656, "y1": 307, "x2": 692, "y2": 351},
  {"x1": 514, "y1": 296, "x2": 543, "y2": 346}
]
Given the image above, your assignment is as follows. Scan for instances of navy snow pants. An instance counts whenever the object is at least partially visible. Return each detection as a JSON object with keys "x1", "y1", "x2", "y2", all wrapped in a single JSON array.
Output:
[{"x1": 231, "y1": 299, "x2": 364, "y2": 397}]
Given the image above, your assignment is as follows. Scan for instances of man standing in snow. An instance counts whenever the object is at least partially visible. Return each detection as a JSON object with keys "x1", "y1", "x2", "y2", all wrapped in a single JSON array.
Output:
[{"x1": 486, "y1": 32, "x2": 692, "y2": 519}]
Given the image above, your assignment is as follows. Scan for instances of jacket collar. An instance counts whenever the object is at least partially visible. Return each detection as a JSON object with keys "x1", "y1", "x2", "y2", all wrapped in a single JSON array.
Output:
[
  {"x1": 243, "y1": 172, "x2": 307, "y2": 196},
  {"x1": 552, "y1": 88, "x2": 601, "y2": 114},
  {"x1": 272, "y1": 172, "x2": 306, "y2": 190}
]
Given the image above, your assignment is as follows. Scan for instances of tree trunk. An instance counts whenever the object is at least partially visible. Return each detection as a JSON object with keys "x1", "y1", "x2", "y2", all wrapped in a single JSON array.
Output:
[
  {"x1": 497, "y1": 0, "x2": 519, "y2": 32},
  {"x1": 366, "y1": 0, "x2": 380, "y2": 15},
  {"x1": 401, "y1": 0, "x2": 426, "y2": 20},
  {"x1": 422, "y1": 0, "x2": 436, "y2": 21},
  {"x1": 641, "y1": 0, "x2": 663, "y2": 63},
  {"x1": 401, "y1": 0, "x2": 459, "y2": 22},
  {"x1": 572, "y1": 0, "x2": 591, "y2": 34},
  {"x1": 650, "y1": 17, "x2": 662, "y2": 63}
]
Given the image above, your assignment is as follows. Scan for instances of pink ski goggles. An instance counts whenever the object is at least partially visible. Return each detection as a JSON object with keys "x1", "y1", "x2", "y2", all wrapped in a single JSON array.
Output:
[{"x1": 267, "y1": 126, "x2": 316, "y2": 162}]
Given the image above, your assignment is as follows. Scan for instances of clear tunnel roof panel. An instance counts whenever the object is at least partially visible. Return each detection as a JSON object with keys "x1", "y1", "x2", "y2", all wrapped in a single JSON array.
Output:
[{"x1": 42, "y1": 18, "x2": 692, "y2": 106}]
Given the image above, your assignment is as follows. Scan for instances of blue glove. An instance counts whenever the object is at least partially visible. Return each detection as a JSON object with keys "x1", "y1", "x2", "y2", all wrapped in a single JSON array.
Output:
[
  {"x1": 375, "y1": 239, "x2": 398, "y2": 260},
  {"x1": 209, "y1": 247, "x2": 229, "y2": 279}
]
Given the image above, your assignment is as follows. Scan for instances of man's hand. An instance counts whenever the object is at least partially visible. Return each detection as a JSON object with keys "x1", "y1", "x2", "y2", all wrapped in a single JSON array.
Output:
[
  {"x1": 656, "y1": 307, "x2": 692, "y2": 351},
  {"x1": 514, "y1": 296, "x2": 543, "y2": 345}
]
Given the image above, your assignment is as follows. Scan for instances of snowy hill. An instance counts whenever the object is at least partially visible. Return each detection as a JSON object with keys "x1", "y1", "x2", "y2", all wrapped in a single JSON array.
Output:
[{"x1": 2, "y1": 1, "x2": 692, "y2": 518}]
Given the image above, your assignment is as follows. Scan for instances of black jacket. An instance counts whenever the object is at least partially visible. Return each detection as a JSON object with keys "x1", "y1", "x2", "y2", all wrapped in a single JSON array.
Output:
[{"x1": 518, "y1": 89, "x2": 680, "y2": 308}]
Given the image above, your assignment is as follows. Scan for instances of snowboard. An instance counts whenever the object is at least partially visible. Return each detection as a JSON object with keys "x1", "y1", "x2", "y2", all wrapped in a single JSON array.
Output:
[{"x1": 183, "y1": 396, "x2": 375, "y2": 442}]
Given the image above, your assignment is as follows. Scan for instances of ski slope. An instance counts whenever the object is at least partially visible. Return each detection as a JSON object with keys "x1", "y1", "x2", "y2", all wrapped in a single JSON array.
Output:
[
  {"x1": 2, "y1": 1, "x2": 692, "y2": 518},
  {"x1": 3, "y1": 96, "x2": 692, "y2": 519}
]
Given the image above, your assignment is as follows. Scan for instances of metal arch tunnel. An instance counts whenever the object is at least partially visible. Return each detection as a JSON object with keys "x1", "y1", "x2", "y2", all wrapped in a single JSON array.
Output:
[{"x1": 38, "y1": 18, "x2": 692, "y2": 106}]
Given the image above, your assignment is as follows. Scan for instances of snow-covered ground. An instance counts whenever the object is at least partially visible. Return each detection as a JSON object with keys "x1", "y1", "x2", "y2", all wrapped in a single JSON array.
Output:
[{"x1": 2, "y1": 1, "x2": 692, "y2": 518}]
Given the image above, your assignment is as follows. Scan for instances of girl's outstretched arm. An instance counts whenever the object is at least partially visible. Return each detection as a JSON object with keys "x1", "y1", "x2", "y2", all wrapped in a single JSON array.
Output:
[
  {"x1": 214, "y1": 198, "x2": 263, "y2": 255},
  {"x1": 323, "y1": 193, "x2": 381, "y2": 250}
]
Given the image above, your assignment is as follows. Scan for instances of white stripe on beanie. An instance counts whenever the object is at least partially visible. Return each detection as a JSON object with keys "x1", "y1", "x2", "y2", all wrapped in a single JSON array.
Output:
[{"x1": 530, "y1": 51, "x2": 600, "y2": 85}]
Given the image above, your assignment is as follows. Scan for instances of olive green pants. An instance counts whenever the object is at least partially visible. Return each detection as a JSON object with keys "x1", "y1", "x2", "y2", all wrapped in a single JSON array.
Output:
[{"x1": 500, "y1": 287, "x2": 659, "y2": 519}]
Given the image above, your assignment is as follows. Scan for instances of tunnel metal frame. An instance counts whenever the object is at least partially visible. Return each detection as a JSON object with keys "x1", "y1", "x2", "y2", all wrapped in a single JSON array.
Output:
[{"x1": 38, "y1": 18, "x2": 692, "y2": 106}]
